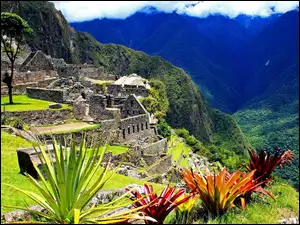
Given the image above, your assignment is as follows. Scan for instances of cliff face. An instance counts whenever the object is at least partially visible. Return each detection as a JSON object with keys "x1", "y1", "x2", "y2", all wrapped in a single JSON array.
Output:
[{"x1": 1, "y1": 1, "x2": 250, "y2": 153}]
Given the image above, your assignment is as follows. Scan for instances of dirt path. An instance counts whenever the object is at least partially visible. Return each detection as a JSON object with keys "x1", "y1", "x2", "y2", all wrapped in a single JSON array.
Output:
[{"x1": 30, "y1": 122, "x2": 96, "y2": 134}]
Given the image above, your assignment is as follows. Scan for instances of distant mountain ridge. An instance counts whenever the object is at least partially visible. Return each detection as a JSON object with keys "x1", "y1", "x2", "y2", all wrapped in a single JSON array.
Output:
[{"x1": 70, "y1": 10, "x2": 299, "y2": 113}]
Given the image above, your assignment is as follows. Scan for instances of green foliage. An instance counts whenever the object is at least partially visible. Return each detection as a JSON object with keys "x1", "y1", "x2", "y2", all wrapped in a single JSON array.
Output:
[
  {"x1": 1, "y1": 116, "x2": 25, "y2": 130},
  {"x1": 201, "y1": 145, "x2": 248, "y2": 172},
  {"x1": 234, "y1": 85, "x2": 299, "y2": 188},
  {"x1": 175, "y1": 128, "x2": 205, "y2": 154},
  {"x1": 175, "y1": 128, "x2": 190, "y2": 139},
  {"x1": 140, "y1": 79, "x2": 169, "y2": 120},
  {"x1": 157, "y1": 119, "x2": 172, "y2": 139},
  {"x1": 212, "y1": 109, "x2": 252, "y2": 156},
  {"x1": 1, "y1": 12, "x2": 32, "y2": 44}
]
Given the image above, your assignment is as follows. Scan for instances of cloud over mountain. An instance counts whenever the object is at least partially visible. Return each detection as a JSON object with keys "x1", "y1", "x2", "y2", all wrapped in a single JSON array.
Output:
[{"x1": 52, "y1": 1, "x2": 299, "y2": 22}]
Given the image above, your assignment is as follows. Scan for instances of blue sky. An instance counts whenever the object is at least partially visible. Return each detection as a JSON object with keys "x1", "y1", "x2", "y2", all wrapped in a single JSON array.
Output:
[{"x1": 52, "y1": 1, "x2": 299, "y2": 22}]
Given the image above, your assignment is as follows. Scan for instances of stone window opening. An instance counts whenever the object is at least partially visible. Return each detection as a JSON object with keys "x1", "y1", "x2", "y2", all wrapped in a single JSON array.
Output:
[
  {"x1": 128, "y1": 127, "x2": 131, "y2": 135},
  {"x1": 137, "y1": 124, "x2": 139, "y2": 132},
  {"x1": 131, "y1": 100, "x2": 134, "y2": 107},
  {"x1": 133, "y1": 125, "x2": 135, "y2": 133},
  {"x1": 146, "y1": 122, "x2": 148, "y2": 129},
  {"x1": 141, "y1": 123, "x2": 144, "y2": 130},
  {"x1": 122, "y1": 129, "x2": 126, "y2": 139}
]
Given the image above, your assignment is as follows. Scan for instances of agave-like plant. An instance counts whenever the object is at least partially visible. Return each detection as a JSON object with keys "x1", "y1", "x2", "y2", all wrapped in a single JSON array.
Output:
[
  {"x1": 3, "y1": 135, "x2": 155, "y2": 224},
  {"x1": 125, "y1": 184, "x2": 190, "y2": 224},
  {"x1": 246, "y1": 148, "x2": 295, "y2": 185},
  {"x1": 180, "y1": 167, "x2": 274, "y2": 217}
]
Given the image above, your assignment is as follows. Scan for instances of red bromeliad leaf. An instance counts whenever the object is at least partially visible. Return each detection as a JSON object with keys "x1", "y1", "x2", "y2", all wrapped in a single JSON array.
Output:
[
  {"x1": 125, "y1": 184, "x2": 190, "y2": 224},
  {"x1": 247, "y1": 148, "x2": 295, "y2": 183}
]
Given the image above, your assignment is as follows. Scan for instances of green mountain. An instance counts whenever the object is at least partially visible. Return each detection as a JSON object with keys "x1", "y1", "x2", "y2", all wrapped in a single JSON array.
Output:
[
  {"x1": 0, "y1": 1, "x2": 251, "y2": 156},
  {"x1": 234, "y1": 64, "x2": 299, "y2": 188}
]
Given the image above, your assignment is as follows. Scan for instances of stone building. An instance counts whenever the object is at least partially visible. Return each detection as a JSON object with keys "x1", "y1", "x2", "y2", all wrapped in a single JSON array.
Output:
[
  {"x1": 19, "y1": 50, "x2": 54, "y2": 72},
  {"x1": 107, "y1": 73, "x2": 150, "y2": 98}
]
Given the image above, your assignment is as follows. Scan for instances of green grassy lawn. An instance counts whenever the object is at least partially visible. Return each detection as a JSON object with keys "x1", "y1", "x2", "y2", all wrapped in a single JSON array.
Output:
[
  {"x1": 168, "y1": 135, "x2": 191, "y2": 168},
  {"x1": 1, "y1": 132, "x2": 161, "y2": 214},
  {"x1": 106, "y1": 145, "x2": 129, "y2": 155},
  {"x1": 1, "y1": 95, "x2": 71, "y2": 112}
]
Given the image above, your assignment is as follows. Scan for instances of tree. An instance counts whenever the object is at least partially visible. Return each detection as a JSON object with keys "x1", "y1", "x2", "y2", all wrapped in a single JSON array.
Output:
[
  {"x1": 140, "y1": 79, "x2": 169, "y2": 120},
  {"x1": 1, "y1": 12, "x2": 32, "y2": 104},
  {"x1": 157, "y1": 119, "x2": 172, "y2": 139}
]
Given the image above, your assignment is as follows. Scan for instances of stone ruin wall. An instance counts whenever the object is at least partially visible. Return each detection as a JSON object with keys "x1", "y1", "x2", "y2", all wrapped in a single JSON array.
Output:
[
  {"x1": 89, "y1": 95, "x2": 119, "y2": 121},
  {"x1": 141, "y1": 138, "x2": 168, "y2": 155},
  {"x1": 120, "y1": 95, "x2": 147, "y2": 118},
  {"x1": 26, "y1": 87, "x2": 67, "y2": 103},
  {"x1": 107, "y1": 84, "x2": 149, "y2": 98},
  {"x1": 56, "y1": 64, "x2": 115, "y2": 82},
  {"x1": 118, "y1": 114, "x2": 157, "y2": 144},
  {"x1": 56, "y1": 65, "x2": 81, "y2": 81},
  {"x1": 19, "y1": 51, "x2": 54, "y2": 72},
  {"x1": 1, "y1": 109, "x2": 73, "y2": 126},
  {"x1": 123, "y1": 84, "x2": 149, "y2": 98},
  {"x1": 1, "y1": 70, "x2": 58, "y2": 96},
  {"x1": 1, "y1": 70, "x2": 58, "y2": 85}
]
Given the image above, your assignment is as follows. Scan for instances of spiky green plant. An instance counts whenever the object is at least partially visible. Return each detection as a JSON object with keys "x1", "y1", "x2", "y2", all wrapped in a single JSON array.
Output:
[{"x1": 3, "y1": 135, "x2": 155, "y2": 224}]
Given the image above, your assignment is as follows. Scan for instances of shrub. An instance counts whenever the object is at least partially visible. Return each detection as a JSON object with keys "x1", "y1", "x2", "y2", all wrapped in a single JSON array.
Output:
[
  {"x1": 11, "y1": 117, "x2": 24, "y2": 130},
  {"x1": 126, "y1": 184, "x2": 190, "y2": 224},
  {"x1": 157, "y1": 119, "x2": 171, "y2": 139},
  {"x1": 186, "y1": 135, "x2": 198, "y2": 147},
  {"x1": 175, "y1": 128, "x2": 189, "y2": 139}
]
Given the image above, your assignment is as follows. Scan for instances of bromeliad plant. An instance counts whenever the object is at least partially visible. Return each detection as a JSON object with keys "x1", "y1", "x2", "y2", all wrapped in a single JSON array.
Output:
[
  {"x1": 3, "y1": 135, "x2": 155, "y2": 224},
  {"x1": 180, "y1": 167, "x2": 273, "y2": 218},
  {"x1": 125, "y1": 184, "x2": 191, "y2": 224},
  {"x1": 173, "y1": 193, "x2": 200, "y2": 224},
  {"x1": 246, "y1": 148, "x2": 295, "y2": 185}
]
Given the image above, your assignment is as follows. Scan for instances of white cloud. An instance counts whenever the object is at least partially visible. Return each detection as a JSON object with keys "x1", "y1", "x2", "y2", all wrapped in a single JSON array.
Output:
[{"x1": 52, "y1": 1, "x2": 299, "y2": 22}]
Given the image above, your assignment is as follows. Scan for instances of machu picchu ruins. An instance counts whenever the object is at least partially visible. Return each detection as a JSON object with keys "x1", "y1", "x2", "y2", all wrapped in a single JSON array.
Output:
[{"x1": 1, "y1": 49, "x2": 172, "y2": 182}]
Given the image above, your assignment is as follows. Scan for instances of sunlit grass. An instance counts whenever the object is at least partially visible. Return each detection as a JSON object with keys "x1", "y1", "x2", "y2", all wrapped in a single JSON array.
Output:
[
  {"x1": 168, "y1": 135, "x2": 191, "y2": 168},
  {"x1": 1, "y1": 95, "x2": 71, "y2": 112},
  {"x1": 1, "y1": 132, "x2": 161, "y2": 214}
]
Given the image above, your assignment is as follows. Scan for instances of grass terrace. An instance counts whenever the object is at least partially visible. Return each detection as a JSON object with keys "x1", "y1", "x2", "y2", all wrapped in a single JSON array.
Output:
[
  {"x1": 1, "y1": 95, "x2": 71, "y2": 112},
  {"x1": 168, "y1": 135, "x2": 191, "y2": 168},
  {"x1": 1, "y1": 132, "x2": 161, "y2": 214}
]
